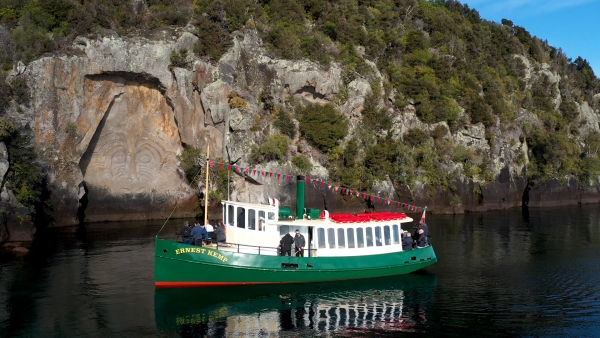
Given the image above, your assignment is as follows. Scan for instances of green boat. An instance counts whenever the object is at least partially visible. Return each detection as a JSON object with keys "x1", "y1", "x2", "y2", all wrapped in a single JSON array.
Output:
[{"x1": 155, "y1": 176, "x2": 437, "y2": 288}]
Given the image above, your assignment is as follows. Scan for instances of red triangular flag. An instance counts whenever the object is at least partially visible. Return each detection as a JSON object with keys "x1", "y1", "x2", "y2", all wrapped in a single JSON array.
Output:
[
  {"x1": 286, "y1": 175, "x2": 290, "y2": 180},
  {"x1": 226, "y1": 164, "x2": 232, "y2": 170},
  {"x1": 269, "y1": 172, "x2": 273, "y2": 178},
  {"x1": 218, "y1": 163, "x2": 224, "y2": 169},
  {"x1": 305, "y1": 177, "x2": 310, "y2": 182},
  {"x1": 209, "y1": 160, "x2": 214, "y2": 167}
]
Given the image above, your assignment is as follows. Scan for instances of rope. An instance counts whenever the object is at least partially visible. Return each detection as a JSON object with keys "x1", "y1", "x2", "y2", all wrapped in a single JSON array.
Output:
[{"x1": 156, "y1": 159, "x2": 207, "y2": 238}]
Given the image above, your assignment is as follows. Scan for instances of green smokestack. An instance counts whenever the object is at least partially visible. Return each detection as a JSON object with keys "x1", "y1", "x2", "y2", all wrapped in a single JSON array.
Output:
[{"x1": 296, "y1": 175, "x2": 305, "y2": 219}]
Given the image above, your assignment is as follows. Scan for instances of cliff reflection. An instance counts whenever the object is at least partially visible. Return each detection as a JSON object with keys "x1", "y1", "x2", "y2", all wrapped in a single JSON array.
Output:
[{"x1": 154, "y1": 273, "x2": 437, "y2": 336}]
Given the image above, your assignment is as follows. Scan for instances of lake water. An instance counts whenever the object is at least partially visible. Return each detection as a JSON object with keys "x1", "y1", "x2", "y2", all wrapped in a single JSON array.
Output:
[{"x1": 1, "y1": 204, "x2": 600, "y2": 337}]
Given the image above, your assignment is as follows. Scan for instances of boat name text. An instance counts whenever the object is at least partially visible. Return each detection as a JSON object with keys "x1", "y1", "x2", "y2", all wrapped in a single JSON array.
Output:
[{"x1": 174, "y1": 247, "x2": 228, "y2": 262}]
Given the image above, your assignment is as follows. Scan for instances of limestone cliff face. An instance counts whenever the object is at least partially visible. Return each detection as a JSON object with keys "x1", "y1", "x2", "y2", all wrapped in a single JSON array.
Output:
[
  {"x1": 7, "y1": 28, "x2": 600, "y2": 228},
  {"x1": 12, "y1": 28, "x2": 345, "y2": 225}
]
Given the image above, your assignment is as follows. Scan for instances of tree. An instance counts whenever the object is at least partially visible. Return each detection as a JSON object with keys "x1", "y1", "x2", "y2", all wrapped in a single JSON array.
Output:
[{"x1": 297, "y1": 103, "x2": 348, "y2": 153}]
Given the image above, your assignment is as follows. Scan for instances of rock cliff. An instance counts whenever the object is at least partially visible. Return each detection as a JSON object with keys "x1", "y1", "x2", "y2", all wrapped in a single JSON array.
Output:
[{"x1": 3, "y1": 27, "x2": 600, "y2": 234}]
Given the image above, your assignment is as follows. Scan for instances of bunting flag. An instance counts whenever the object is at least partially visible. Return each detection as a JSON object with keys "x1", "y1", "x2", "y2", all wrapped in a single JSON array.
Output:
[{"x1": 208, "y1": 162, "x2": 426, "y2": 212}]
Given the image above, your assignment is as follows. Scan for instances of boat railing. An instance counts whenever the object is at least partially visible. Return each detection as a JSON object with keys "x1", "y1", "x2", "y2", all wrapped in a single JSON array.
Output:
[{"x1": 171, "y1": 234, "x2": 317, "y2": 257}]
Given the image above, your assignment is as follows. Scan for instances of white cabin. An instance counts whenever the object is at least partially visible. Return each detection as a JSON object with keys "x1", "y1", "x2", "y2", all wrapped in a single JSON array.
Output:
[{"x1": 221, "y1": 200, "x2": 414, "y2": 257}]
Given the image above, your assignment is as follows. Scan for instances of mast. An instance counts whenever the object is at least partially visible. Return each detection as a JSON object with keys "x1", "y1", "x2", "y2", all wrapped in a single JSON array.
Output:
[{"x1": 204, "y1": 144, "x2": 210, "y2": 226}]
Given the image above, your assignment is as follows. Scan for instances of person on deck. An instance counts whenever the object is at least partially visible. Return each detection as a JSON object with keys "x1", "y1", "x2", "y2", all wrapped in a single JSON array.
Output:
[
  {"x1": 416, "y1": 229, "x2": 427, "y2": 248},
  {"x1": 205, "y1": 222, "x2": 214, "y2": 241},
  {"x1": 214, "y1": 221, "x2": 227, "y2": 245},
  {"x1": 402, "y1": 231, "x2": 413, "y2": 251},
  {"x1": 180, "y1": 221, "x2": 192, "y2": 245},
  {"x1": 293, "y1": 229, "x2": 306, "y2": 257},
  {"x1": 417, "y1": 220, "x2": 429, "y2": 246},
  {"x1": 190, "y1": 222, "x2": 207, "y2": 246},
  {"x1": 280, "y1": 232, "x2": 294, "y2": 256}
]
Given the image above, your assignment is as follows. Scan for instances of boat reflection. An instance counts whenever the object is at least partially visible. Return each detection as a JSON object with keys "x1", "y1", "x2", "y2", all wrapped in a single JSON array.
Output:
[{"x1": 154, "y1": 272, "x2": 436, "y2": 336}]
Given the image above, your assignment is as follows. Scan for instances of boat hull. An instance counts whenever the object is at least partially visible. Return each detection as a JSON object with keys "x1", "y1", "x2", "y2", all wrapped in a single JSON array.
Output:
[{"x1": 155, "y1": 238, "x2": 437, "y2": 288}]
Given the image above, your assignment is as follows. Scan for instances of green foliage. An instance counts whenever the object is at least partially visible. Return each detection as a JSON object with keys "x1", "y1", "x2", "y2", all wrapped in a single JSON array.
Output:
[
  {"x1": 403, "y1": 128, "x2": 429, "y2": 148},
  {"x1": 10, "y1": 77, "x2": 30, "y2": 104},
  {"x1": 0, "y1": 118, "x2": 17, "y2": 140},
  {"x1": 170, "y1": 49, "x2": 189, "y2": 68},
  {"x1": 249, "y1": 134, "x2": 290, "y2": 164},
  {"x1": 291, "y1": 155, "x2": 313, "y2": 173},
  {"x1": 207, "y1": 166, "x2": 229, "y2": 204},
  {"x1": 4, "y1": 130, "x2": 43, "y2": 214},
  {"x1": 361, "y1": 93, "x2": 391, "y2": 134},
  {"x1": 64, "y1": 122, "x2": 77, "y2": 135},
  {"x1": 273, "y1": 109, "x2": 296, "y2": 139},
  {"x1": 177, "y1": 145, "x2": 204, "y2": 185},
  {"x1": 296, "y1": 103, "x2": 348, "y2": 153}
]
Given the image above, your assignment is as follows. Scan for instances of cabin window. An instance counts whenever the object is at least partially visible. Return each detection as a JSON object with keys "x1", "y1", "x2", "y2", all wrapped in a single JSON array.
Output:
[
  {"x1": 357, "y1": 228, "x2": 364, "y2": 248},
  {"x1": 237, "y1": 207, "x2": 246, "y2": 228},
  {"x1": 268, "y1": 212, "x2": 276, "y2": 221},
  {"x1": 258, "y1": 211, "x2": 265, "y2": 231},
  {"x1": 337, "y1": 228, "x2": 346, "y2": 248},
  {"x1": 327, "y1": 228, "x2": 335, "y2": 248},
  {"x1": 384, "y1": 226, "x2": 391, "y2": 245},
  {"x1": 248, "y1": 209, "x2": 256, "y2": 230},
  {"x1": 279, "y1": 225, "x2": 290, "y2": 237},
  {"x1": 392, "y1": 224, "x2": 400, "y2": 244},
  {"x1": 227, "y1": 205, "x2": 234, "y2": 226},
  {"x1": 366, "y1": 227, "x2": 373, "y2": 247},
  {"x1": 347, "y1": 229, "x2": 355, "y2": 248},
  {"x1": 317, "y1": 228, "x2": 326, "y2": 249},
  {"x1": 375, "y1": 227, "x2": 383, "y2": 246}
]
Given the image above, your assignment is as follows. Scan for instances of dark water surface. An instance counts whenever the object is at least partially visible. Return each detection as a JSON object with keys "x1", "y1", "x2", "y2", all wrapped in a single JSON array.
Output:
[{"x1": 2, "y1": 205, "x2": 600, "y2": 337}]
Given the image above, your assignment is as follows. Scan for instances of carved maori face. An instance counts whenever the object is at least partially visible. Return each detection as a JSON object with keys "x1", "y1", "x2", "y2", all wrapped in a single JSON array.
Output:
[{"x1": 82, "y1": 83, "x2": 185, "y2": 196}]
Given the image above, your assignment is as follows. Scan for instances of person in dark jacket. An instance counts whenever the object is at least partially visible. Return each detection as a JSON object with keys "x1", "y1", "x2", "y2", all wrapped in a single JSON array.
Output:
[
  {"x1": 280, "y1": 232, "x2": 294, "y2": 256},
  {"x1": 180, "y1": 221, "x2": 192, "y2": 244},
  {"x1": 293, "y1": 229, "x2": 306, "y2": 257},
  {"x1": 416, "y1": 229, "x2": 427, "y2": 248},
  {"x1": 402, "y1": 231, "x2": 413, "y2": 251},
  {"x1": 190, "y1": 222, "x2": 207, "y2": 246},
  {"x1": 214, "y1": 222, "x2": 226, "y2": 244}
]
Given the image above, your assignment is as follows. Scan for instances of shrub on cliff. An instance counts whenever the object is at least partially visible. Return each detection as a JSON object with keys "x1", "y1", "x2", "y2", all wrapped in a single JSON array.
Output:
[
  {"x1": 249, "y1": 134, "x2": 290, "y2": 164},
  {"x1": 273, "y1": 109, "x2": 296, "y2": 139},
  {"x1": 291, "y1": 155, "x2": 313, "y2": 173},
  {"x1": 296, "y1": 103, "x2": 348, "y2": 153}
]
